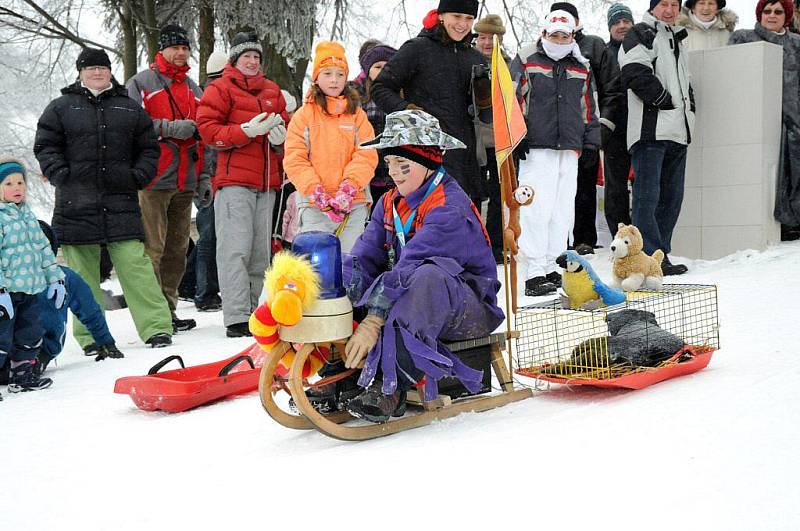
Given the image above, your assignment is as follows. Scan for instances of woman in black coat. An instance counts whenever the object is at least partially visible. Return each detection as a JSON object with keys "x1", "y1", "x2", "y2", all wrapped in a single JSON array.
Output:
[
  {"x1": 34, "y1": 79, "x2": 158, "y2": 245},
  {"x1": 371, "y1": 0, "x2": 487, "y2": 201},
  {"x1": 33, "y1": 48, "x2": 173, "y2": 349}
]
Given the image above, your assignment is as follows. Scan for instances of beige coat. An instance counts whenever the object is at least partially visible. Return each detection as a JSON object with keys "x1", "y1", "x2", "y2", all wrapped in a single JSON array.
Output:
[{"x1": 677, "y1": 8, "x2": 738, "y2": 52}]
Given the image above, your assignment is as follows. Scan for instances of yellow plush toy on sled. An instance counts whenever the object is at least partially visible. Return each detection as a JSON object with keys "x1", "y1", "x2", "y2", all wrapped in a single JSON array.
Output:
[{"x1": 249, "y1": 251, "x2": 326, "y2": 378}]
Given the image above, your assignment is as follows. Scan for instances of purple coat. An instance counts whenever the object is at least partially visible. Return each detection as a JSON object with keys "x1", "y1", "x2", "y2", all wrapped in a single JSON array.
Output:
[{"x1": 344, "y1": 172, "x2": 504, "y2": 399}]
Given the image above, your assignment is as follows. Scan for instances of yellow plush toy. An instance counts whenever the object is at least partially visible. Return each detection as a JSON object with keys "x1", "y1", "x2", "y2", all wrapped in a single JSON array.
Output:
[{"x1": 249, "y1": 251, "x2": 325, "y2": 377}]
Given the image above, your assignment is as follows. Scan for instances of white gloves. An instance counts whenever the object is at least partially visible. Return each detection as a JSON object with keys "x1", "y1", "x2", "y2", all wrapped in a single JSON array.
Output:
[
  {"x1": 268, "y1": 124, "x2": 287, "y2": 145},
  {"x1": 240, "y1": 112, "x2": 285, "y2": 139}
]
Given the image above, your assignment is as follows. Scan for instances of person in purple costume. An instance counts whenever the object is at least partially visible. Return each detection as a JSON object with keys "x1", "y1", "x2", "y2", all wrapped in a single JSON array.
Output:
[{"x1": 341, "y1": 109, "x2": 504, "y2": 423}]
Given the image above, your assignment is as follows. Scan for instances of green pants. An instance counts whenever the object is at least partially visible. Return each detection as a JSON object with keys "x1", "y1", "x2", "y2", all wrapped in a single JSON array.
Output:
[{"x1": 62, "y1": 240, "x2": 173, "y2": 346}]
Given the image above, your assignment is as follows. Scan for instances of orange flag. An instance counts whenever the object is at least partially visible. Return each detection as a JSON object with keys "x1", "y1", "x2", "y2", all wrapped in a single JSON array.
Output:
[{"x1": 491, "y1": 35, "x2": 527, "y2": 167}]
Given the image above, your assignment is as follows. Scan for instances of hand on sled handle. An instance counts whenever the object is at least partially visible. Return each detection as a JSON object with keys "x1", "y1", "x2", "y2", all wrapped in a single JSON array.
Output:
[
  {"x1": 344, "y1": 315, "x2": 385, "y2": 369},
  {"x1": 47, "y1": 280, "x2": 66, "y2": 310},
  {"x1": 0, "y1": 289, "x2": 13, "y2": 320}
]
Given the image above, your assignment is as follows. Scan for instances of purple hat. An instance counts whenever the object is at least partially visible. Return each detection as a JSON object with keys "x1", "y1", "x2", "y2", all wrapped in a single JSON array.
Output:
[{"x1": 358, "y1": 44, "x2": 398, "y2": 75}]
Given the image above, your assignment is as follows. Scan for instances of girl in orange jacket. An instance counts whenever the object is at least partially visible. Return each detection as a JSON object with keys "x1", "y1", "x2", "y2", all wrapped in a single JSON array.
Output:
[{"x1": 284, "y1": 41, "x2": 378, "y2": 252}]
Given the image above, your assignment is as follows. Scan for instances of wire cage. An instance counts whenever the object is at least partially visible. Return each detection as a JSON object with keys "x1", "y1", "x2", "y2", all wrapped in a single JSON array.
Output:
[{"x1": 514, "y1": 284, "x2": 720, "y2": 382}]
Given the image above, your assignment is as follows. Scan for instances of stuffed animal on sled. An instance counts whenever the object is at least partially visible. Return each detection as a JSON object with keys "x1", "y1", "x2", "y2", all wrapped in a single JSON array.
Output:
[
  {"x1": 556, "y1": 250, "x2": 626, "y2": 309},
  {"x1": 610, "y1": 224, "x2": 664, "y2": 291},
  {"x1": 249, "y1": 252, "x2": 326, "y2": 378}
]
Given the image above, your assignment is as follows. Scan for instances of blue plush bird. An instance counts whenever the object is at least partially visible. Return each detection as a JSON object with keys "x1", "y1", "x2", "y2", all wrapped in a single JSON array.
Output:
[{"x1": 555, "y1": 251, "x2": 626, "y2": 309}]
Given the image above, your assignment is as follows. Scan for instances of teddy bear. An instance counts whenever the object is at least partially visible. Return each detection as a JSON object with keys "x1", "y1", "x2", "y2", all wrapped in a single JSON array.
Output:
[{"x1": 610, "y1": 223, "x2": 664, "y2": 291}]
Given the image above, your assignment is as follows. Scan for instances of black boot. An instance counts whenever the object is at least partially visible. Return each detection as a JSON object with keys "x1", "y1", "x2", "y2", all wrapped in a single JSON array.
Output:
[
  {"x1": 8, "y1": 362, "x2": 53, "y2": 393},
  {"x1": 289, "y1": 361, "x2": 361, "y2": 413},
  {"x1": 172, "y1": 316, "x2": 197, "y2": 333},
  {"x1": 145, "y1": 333, "x2": 172, "y2": 348},
  {"x1": 346, "y1": 380, "x2": 407, "y2": 423},
  {"x1": 525, "y1": 276, "x2": 557, "y2": 297},
  {"x1": 83, "y1": 343, "x2": 101, "y2": 357},
  {"x1": 226, "y1": 322, "x2": 252, "y2": 338},
  {"x1": 661, "y1": 255, "x2": 688, "y2": 276}
]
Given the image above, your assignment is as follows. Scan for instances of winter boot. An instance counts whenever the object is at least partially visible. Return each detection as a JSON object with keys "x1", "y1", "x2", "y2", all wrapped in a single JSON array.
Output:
[
  {"x1": 546, "y1": 271, "x2": 562, "y2": 288},
  {"x1": 7, "y1": 362, "x2": 53, "y2": 393},
  {"x1": 226, "y1": 322, "x2": 252, "y2": 338},
  {"x1": 83, "y1": 343, "x2": 102, "y2": 357},
  {"x1": 574, "y1": 243, "x2": 594, "y2": 255},
  {"x1": 145, "y1": 333, "x2": 172, "y2": 348},
  {"x1": 0, "y1": 359, "x2": 9, "y2": 385},
  {"x1": 525, "y1": 276, "x2": 557, "y2": 297},
  {"x1": 34, "y1": 353, "x2": 53, "y2": 376},
  {"x1": 172, "y1": 316, "x2": 197, "y2": 333},
  {"x1": 661, "y1": 255, "x2": 688, "y2": 276},
  {"x1": 346, "y1": 380, "x2": 407, "y2": 423},
  {"x1": 196, "y1": 294, "x2": 222, "y2": 312},
  {"x1": 289, "y1": 361, "x2": 362, "y2": 413}
]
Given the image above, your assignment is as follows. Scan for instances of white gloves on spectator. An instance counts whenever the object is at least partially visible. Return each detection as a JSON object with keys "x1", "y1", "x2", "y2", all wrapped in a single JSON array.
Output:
[
  {"x1": 241, "y1": 112, "x2": 285, "y2": 139},
  {"x1": 281, "y1": 89, "x2": 298, "y2": 113},
  {"x1": 161, "y1": 119, "x2": 197, "y2": 140},
  {"x1": 268, "y1": 124, "x2": 287, "y2": 145}
]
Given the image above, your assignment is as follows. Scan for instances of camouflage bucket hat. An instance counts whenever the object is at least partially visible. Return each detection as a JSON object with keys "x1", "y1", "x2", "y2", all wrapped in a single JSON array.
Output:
[{"x1": 360, "y1": 109, "x2": 466, "y2": 151}]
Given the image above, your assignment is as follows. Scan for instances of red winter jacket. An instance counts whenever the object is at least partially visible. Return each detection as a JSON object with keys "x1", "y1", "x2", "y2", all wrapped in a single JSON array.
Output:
[
  {"x1": 196, "y1": 65, "x2": 288, "y2": 191},
  {"x1": 126, "y1": 52, "x2": 208, "y2": 191}
]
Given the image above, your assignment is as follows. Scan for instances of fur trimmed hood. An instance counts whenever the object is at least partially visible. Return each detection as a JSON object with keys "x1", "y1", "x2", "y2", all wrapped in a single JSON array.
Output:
[{"x1": 677, "y1": 7, "x2": 739, "y2": 32}]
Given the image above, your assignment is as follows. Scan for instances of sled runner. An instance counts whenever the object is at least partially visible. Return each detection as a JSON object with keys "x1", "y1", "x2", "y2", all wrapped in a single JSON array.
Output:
[
  {"x1": 259, "y1": 331, "x2": 532, "y2": 441},
  {"x1": 517, "y1": 344, "x2": 715, "y2": 390},
  {"x1": 114, "y1": 343, "x2": 264, "y2": 413}
]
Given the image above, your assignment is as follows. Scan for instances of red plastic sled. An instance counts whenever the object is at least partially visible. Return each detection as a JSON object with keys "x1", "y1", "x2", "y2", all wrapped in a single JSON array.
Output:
[
  {"x1": 516, "y1": 345, "x2": 715, "y2": 390},
  {"x1": 114, "y1": 343, "x2": 266, "y2": 413}
]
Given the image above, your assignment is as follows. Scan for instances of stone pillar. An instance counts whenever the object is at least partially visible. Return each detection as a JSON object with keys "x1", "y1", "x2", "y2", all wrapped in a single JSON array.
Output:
[{"x1": 673, "y1": 41, "x2": 783, "y2": 260}]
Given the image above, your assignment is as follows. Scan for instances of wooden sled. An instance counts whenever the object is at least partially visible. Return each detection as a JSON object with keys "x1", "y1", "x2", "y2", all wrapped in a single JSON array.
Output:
[{"x1": 259, "y1": 332, "x2": 532, "y2": 441}]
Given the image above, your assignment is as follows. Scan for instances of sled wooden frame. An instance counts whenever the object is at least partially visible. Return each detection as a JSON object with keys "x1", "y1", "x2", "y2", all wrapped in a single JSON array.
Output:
[{"x1": 259, "y1": 332, "x2": 532, "y2": 441}]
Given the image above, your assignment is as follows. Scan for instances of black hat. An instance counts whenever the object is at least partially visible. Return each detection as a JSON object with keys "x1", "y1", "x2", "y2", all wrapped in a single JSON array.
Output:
[
  {"x1": 229, "y1": 32, "x2": 263, "y2": 66},
  {"x1": 38, "y1": 220, "x2": 59, "y2": 255},
  {"x1": 159, "y1": 24, "x2": 190, "y2": 51},
  {"x1": 550, "y1": 2, "x2": 580, "y2": 21},
  {"x1": 684, "y1": 0, "x2": 726, "y2": 9},
  {"x1": 437, "y1": 0, "x2": 479, "y2": 17},
  {"x1": 76, "y1": 48, "x2": 111, "y2": 72}
]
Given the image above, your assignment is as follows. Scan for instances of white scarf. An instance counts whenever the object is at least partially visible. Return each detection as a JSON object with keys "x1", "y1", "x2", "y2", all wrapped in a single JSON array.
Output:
[
  {"x1": 541, "y1": 39, "x2": 590, "y2": 66},
  {"x1": 81, "y1": 82, "x2": 113, "y2": 98},
  {"x1": 689, "y1": 11, "x2": 718, "y2": 30}
]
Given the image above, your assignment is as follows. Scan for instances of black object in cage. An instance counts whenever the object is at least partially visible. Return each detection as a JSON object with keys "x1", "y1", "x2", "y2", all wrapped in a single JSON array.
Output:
[{"x1": 514, "y1": 284, "x2": 720, "y2": 384}]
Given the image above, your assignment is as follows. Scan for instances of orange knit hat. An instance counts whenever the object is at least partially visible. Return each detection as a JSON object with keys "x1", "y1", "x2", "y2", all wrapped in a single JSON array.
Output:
[{"x1": 312, "y1": 41, "x2": 349, "y2": 81}]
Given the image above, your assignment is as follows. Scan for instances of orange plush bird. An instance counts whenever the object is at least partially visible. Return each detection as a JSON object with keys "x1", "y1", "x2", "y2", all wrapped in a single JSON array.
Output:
[{"x1": 249, "y1": 251, "x2": 325, "y2": 377}]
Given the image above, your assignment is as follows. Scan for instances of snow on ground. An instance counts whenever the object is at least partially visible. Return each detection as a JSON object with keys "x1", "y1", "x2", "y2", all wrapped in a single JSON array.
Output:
[{"x1": 2, "y1": 243, "x2": 799, "y2": 530}]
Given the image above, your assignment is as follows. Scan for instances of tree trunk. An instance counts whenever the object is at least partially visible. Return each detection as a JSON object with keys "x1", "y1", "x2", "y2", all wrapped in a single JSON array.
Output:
[
  {"x1": 120, "y1": 0, "x2": 138, "y2": 83},
  {"x1": 142, "y1": 0, "x2": 159, "y2": 62},
  {"x1": 263, "y1": 45, "x2": 304, "y2": 99},
  {"x1": 197, "y1": 0, "x2": 215, "y2": 86}
]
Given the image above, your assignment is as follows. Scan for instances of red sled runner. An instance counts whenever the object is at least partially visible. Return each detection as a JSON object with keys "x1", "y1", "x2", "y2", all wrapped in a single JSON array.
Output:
[
  {"x1": 516, "y1": 345, "x2": 715, "y2": 390},
  {"x1": 114, "y1": 343, "x2": 265, "y2": 413}
]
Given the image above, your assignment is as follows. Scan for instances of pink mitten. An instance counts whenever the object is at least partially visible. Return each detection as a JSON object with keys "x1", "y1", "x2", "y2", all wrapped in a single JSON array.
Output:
[
  {"x1": 309, "y1": 184, "x2": 332, "y2": 211},
  {"x1": 329, "y1": 181, "x2": 358, "y2": 214}
]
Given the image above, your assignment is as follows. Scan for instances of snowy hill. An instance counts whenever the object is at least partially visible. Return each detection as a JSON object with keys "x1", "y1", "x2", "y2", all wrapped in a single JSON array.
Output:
[{"x1": 2, "y1": 243, "x2": 799, "y2": 530}]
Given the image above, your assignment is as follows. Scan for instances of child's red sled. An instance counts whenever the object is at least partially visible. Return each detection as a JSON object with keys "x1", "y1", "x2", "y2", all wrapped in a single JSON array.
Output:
[
  {"x1": 114, "y1": 343, "x2": 265, "y2": 413},
  {"x1": 516, "y1": 345, "x2": 715, "y2": 390}
]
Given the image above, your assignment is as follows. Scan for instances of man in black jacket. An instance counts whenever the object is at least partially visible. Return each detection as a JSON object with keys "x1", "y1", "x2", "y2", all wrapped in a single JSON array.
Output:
[
  {"x1": 604, "y1": 3, "x2": 635, "y2": 237},
  {"x1": 34, "y1": 48, "x2": 174, "y2": 348},
  {"x1": 371, "y1": 0, "x2": 487, "y2": 203},
  {"x1": 551, "y1": 2, "x2": 624, "y2": 254}
]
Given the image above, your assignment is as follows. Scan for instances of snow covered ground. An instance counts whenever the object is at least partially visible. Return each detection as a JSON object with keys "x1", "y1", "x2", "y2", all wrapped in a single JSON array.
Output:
[{"x1": 2, "y1": 243, "x2": 799, "y2": 530}]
